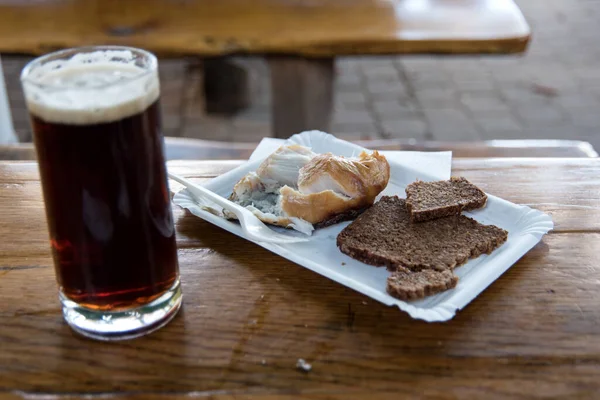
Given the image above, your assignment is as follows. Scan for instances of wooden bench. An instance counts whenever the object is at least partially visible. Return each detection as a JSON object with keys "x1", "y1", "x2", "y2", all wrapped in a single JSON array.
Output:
[
  {"x1": 1, "y1": 139, "x2": 596, "y2": 161},
  {"x1": 0, "y1": 0, "x2": 531, "y2": 138}
]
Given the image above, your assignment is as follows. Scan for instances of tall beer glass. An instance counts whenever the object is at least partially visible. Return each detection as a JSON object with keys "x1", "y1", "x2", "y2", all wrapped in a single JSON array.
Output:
[{"x1": 21, "y1": 46, "x2": 182, "y2": 340}]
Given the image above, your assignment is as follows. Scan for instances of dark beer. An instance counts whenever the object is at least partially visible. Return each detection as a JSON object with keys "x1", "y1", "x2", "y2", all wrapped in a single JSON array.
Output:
[
  {"x1": 22, "y1": 46, "x2": 182, "y2": 339},
  {"x1": 32, "y1": 101, "x2": 178, "y2": 310}
]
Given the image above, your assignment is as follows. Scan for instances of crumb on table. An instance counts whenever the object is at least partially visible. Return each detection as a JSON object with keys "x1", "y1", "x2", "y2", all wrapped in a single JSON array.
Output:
[{"x1": 296, "y1": 358, "x2": 312, "y2": 372}]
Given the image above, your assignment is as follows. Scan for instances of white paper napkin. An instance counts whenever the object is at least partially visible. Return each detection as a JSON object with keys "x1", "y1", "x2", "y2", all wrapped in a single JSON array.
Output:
[{"x1": 250, "y1": 136, "x2": 452, "y2": 181}]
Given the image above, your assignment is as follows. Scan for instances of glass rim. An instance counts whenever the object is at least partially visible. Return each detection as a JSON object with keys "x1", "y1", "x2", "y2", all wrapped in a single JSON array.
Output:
[{"x1": 20, "y1": 45, "x2": 158, "y2": 91}]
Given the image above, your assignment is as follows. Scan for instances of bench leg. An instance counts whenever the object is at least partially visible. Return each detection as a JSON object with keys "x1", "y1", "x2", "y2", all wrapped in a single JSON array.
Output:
[
  {"x1": 204, "y1": 57, "x2": 250, "y2": 115},
  {"x1": 0, "y1": 56, "x2": 18, "y2": 144},
  {"x1": 268, "y1": 56, "x2": 334, "y2": 139}
]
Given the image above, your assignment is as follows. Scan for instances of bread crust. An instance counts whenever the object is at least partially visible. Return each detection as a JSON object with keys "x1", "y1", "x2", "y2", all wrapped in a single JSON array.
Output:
[
  {"x1": 405, "y1": 177, "x2": 487, "y2": 222},
  {"x1": 387, "y1": 267, "x2": 459, "y2": 301}
]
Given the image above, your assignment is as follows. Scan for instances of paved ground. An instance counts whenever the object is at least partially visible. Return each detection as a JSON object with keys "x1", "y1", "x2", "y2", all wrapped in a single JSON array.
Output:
[{"x1": 3, "y1": 0, "x2": 600, "y2": 150}]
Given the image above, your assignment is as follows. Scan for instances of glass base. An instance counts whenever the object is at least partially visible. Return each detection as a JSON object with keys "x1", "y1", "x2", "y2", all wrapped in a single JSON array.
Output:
[{"x1": 60, "y1": 279, "x2": 182, "y2": 341}]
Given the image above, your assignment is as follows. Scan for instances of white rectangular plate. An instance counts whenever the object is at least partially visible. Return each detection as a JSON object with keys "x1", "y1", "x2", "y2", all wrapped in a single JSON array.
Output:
[{"x1": 171, "y1": 131, "x2": 553, "y2": 322}]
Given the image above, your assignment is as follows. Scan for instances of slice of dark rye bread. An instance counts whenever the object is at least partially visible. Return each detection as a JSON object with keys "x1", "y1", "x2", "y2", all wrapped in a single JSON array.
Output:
[
  {"x1": 314, "y1": 207, "x2": 368, "y2": 229},
  {"x1": 337, "y1": 196, "x2": 508, "y2": 300},
  {"x1": 405, "y1": 177, "x2": 487, "y2": 222},
  {"x1": 387, "y1": 268, "x2": 458, "y2": 301},
  {"x1": 337, "y1": 196, "x2": 507, "y2": 271}
]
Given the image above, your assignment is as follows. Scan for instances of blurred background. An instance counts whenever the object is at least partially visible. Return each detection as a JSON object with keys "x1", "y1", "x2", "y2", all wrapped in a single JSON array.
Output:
[{"x1": 2, "y1": 0, "x2": 599, "y2": 149}]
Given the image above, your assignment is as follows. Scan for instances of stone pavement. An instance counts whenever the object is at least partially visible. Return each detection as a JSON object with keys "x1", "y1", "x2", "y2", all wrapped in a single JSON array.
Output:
[{"x1": 3, "y1": 0, "x2": 600, "y2": 150}]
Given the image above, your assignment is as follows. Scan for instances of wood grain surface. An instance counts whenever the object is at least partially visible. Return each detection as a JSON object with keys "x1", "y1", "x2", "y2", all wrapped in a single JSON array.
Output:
[
  {"x1": 1, "y1": 159, "x2": 600, "y2": 399},
  {"x1": 0, "y1": 0, "x2": 530, "y2": 57}
]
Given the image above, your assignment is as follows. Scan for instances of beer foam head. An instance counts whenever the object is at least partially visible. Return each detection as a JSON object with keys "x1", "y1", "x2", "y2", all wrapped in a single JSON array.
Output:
[{"x1": 21, "y1": 49, "x2": 160, "y2": 125}]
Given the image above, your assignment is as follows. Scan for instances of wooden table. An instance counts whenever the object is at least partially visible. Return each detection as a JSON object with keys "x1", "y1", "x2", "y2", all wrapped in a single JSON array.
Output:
[
  {"x1": 1, "y1": 138, "x2": 597, "y2": 161},
  {"x1": 3, "y1": 158, "x2": 599, "y2": 399},
  {"x1": 0, "y1": 0, "x2": 531, "y2": 137}
]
